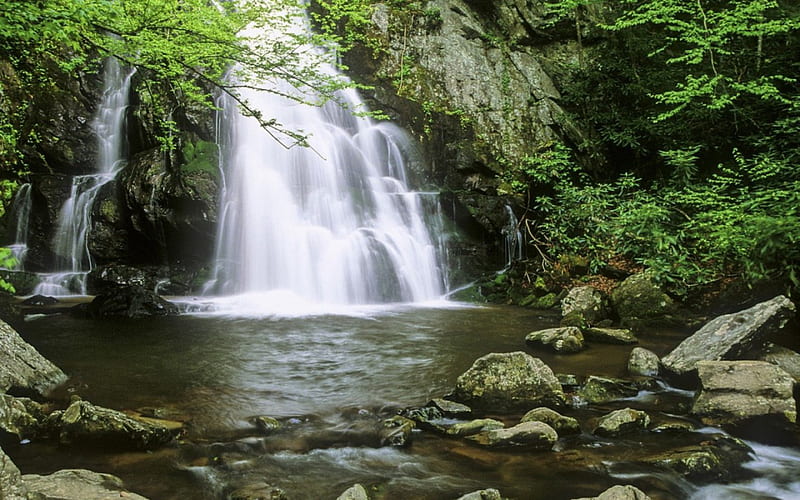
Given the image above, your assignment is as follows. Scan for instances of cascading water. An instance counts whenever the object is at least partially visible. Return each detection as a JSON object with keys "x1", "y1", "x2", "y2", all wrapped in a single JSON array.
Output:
[
  {"x1": 502, "y1": 205, "x2": 523, "y2": 268},
  {"x1": 34, "y1": 58, "x2": 134, "y2": 295},
  {"x1": 207, "y1": 15, "x2": 447, "y2": 310},
  {"x1": 6, "y1": 182, "x2": 32, "y2": 268}
]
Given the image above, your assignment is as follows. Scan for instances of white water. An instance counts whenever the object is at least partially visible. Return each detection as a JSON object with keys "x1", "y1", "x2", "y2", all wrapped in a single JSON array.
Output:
[
  {"x1": 6, "y1": 182, "x2": 32, "y2": 268},
  {"x1": 207, "y1": 14, "x2": 447, "y2": 310},
  {"x1": 34, "y1": 58, "x2": 134, "y2": 295}
]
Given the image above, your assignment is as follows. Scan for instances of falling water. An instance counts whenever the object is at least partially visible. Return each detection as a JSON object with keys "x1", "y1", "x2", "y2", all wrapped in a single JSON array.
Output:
[
  {"x1": 207, "y1": 19, "x2": 447, "y2": 310},
  {"x1": 502, "y1": 205, "x2": 524, "y2": 268},
  {"x1": 5, "y1": 183, "x2": 32, "y2": 268},
  {"x1": 34, "y1": 58, "x2": 134, "y2": 295}
]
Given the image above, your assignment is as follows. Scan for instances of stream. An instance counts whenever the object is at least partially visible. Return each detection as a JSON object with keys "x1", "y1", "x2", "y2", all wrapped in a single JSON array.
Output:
[{"x1": 7, "y1": 304, "x2": 800, "y2": 499}]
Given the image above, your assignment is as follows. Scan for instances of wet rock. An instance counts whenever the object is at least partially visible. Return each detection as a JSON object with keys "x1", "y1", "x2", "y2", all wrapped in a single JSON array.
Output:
[
  {"x1": 456, "y1": 488, "x2": 502, "y2": 500},
  {"x1": 337, "y1": 483, "x2": 369, "y2": 500},
  {"x1": 627, "y1": 348, "x2": 660, "y2": 377},
  {"x1": 661, "y1": 295, "x2": 795, "y2": 381},
  {"x1": 562, "y1": 286, "x2": 608, "y2": 326},
  {"x1": 20, "y1": 294, "x2": 59, "y2": 306},
  {"x1": 253, "y1": 416, "x2": 282, "y2": 434},
  {"x1": 0, "y1": 271, "x2": 37, "y2": 297},
  {"x1": 453, "y1": 352, "x2": 565, "y2": 411},
  {"x1": 525, "y1": 326, "x2": 585, "y2": 353},
  {"x1": 0, "y1": 394, "x2": 46, "y2": 439},
  {"x1": 642, "y1": 434, "x2": 753, "y2": 482},
  {"x1": 427, "y1": 398, "x2": 472, "y2": 417},
  {"x1": 22, "y1": 469, "x2": 149, "y2": 500},
  {"x1": 54, "y1": 400, "x2": 175, "y2": 450},
  {"x1": 572, "y1": 484, "x2": 651, "y2": 500},
  {"x1": 0, "y1": 446, "x2": 27, "y2": 500},
  {"x1": 758, "y1": 343, "x2": 800, "y2": 383},
  {"x1": 83, "y1": 284, "x2": 178, "y2": 318},
  {"x1": 470, "y1": 421, "x2": 558, "y2": 449},
  {"x1": 446, "y1": 418, "x2": 504, "y2": 437},
  {"x1": 521, "y1": 407, "x2": 580, "y2": 435},
  {"x1": 0, "y1": 319, "x2": 67, "y2": 397},
  {"x1": 593, "y1": 408, "x2": 650, "y2": 437},
  {"x1": 584, "y1": 327, "x2": 637, "y2": 345},
  {"x1": 557, "y1": 373, "x2": 581, "y2": 389},
  {"x1": 611, "y1": 272, "x2": 675, "y2": 325},
  {"x1": 691, "y1": 360, "x2": 796, "y2": 431},
  {"x1": 380, "y1": 416, "x2": 415, "y2": 447},
  {"x1": 577, "y1": 376, "x2": 639, "y2": 404},
  {"x1": 229, "y1": 482, "x2": 288, "y2": 500},
  {"x1": 400, "y1": 406, "x2": 446, "y2": 432}
]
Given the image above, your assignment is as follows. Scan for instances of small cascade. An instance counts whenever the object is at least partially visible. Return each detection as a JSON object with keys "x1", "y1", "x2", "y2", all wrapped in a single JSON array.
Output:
[
  {"x1": 206, "y1": 12, "x2": 448, "y2": 310},
  {"x1": 6, "y1": 183, "x2": 32, "y2": 268},
  {"x1": 501, "y1": 205, "x2": 524, "y2": 268},
  {"x1": 34, "y1": 58, "x2": 134, "y2": 295}
]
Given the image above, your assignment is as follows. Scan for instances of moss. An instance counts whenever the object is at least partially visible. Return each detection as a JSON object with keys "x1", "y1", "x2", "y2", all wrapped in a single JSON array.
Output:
[{"x1": 180, "y1": 140, "x2": 219, "y2": 178}]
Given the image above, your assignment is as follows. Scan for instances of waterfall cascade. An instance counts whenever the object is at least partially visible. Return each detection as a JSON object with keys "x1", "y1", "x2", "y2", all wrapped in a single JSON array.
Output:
[
  {"x1": 207, "y1": 19, "x2": 448, "y2": 309},
  {"x1": 6, "y1": 183, "x2": 32, "y2": 268},
  {"x1": 33, "y1": 58, "x2": 134, "y2": 295},
  {"x1": 502, "y1": 205, "x2": 524, "y2": 268}
]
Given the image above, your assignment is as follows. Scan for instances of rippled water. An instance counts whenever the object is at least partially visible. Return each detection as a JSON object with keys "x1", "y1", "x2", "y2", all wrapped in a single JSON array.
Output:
[{"x1": 8, "y1": 305, "x2": 800, "y2": 499}]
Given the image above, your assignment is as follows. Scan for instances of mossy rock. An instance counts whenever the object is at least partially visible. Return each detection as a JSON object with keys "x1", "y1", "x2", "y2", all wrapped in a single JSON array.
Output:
[{"x1": 180, "y1": 140, "x2": 220, "y2": 177}]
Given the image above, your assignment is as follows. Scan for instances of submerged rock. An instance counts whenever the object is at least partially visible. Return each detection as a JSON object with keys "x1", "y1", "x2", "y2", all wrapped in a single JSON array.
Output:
[
  {"x1": 525, "y1": 326, "x2": 585, "y2": 353},
  {"x1": 642, "y1": 434, "x2": 753, "y2": 482},
  {"x1": 0, "y1": 446, "x2": 27, "y2": 500},
  {"x1": 661, "y1": 295, "x2": 795, "y2": 381},
  {"x1": 584, "y1": 327, "x2": 637, "y2": 345},
  {"x1": 691, "y1": 360, "x2": 796, "y2": 431},
  {"x1": 427, "y1": 398, "x2": 472, "y2": 417},
  {"x1": 253, "y1": 415, "x2": 282, "y2": 434},
  {"x1": 446, "y1": 418, "x2": 504, "y2": 437},
  {"x1": 22, "y1": 469, "x2": 149, "y2": 500},
  {"x1": 593, "y1": 408, "x2": 650, "y2": 437},
  {"x1": 0, "y1": 319, "x2": 67, "y2": 397},
  {"x1": 380, "y1": 416, "x2": 415, "y2": 447},
  {"x1": 452, "y1": 352, "x2": 565, "y2": 411},
  {"x1": 577, "y1": 376, "x2": 639, "y2": 404},
  {"x1": 82, "y1": 284, "x2": 179, "y2": 318},
  {"x1": 54, "y1": 400, "x2": 175, "y2": 450},
  {"x1": 521, "y1": 407, "x2": 580, "y2": 436},
  {"x1": 627, "y1": 348, "x2": 660, "y2": 377},
  {"x1": 469, "y1": 421, "x2": 558, "y2": 449},
  {"x1": 573, "y1": 484, "x2": 651, "y2": 500}
]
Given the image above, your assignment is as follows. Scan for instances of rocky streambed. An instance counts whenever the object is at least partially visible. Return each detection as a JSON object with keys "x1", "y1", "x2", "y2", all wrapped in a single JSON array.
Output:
[{"x1": 1, "y1": 292, "x2": 799, "y2": 499}]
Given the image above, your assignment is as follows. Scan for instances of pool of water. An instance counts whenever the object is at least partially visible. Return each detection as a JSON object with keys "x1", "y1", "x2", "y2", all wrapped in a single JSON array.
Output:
[{"x1": 6, "y1": 303, "x2": 799, "y2": 499}]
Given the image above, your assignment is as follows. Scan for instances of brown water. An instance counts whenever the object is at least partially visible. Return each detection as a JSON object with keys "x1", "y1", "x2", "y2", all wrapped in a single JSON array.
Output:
[{"x1": 6, "y1": 304, "x2": 799, "y2": 499}]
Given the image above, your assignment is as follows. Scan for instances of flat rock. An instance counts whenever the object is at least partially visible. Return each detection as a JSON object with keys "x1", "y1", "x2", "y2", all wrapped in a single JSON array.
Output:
[
  {"x1": 0, "y1": 319, "x2": 67, "y2": 397},
  {"x1": 469, "y1": 421, "x2": 558, "y2": 449},
  {"x1": 526, "y1": 326, "x2": 585, "y2": 353},
  {"x1": 446, "y1": 418, "x2": 504, "y2": 437},
  {"x1": 427, "y1": 398, "x2": 472, "y2": 417},
  {"x1": 584, "y1": 327, "x2": 637, "y2": 345},
  {"x1": 661, "y1": 295, "x2": 795, "y2": 379},
  {"x1": 22, "y1": 469, "x2": 149, "y2": 500},
  {"x1": 573, "y1": 484, "x2": 651, "y2": 500},
  {"x1": 453, "y1": 352, "x2": 565, "y2": 411},
  {"x1": 691, "y1": 360, "x2": 796, "y2": 429}
]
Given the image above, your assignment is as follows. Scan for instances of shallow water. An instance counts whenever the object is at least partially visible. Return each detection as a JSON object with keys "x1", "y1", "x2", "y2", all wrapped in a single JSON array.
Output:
[{"x1": 7, "y1": 304, "x2": 799, "y2": 499}]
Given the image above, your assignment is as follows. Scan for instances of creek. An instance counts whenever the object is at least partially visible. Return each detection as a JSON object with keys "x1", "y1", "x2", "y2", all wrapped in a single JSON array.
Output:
[{"x1": 8, "y1": 305, "x2": 800, "y2": 499}]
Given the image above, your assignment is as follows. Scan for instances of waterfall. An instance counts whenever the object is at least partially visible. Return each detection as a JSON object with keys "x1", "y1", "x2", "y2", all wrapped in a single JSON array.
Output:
[
  {"x1": 6, "y1": 183, "x2": 32, "y2": 268},
  {"x1": 34, "y1": 58, "x2": 134, "y2": 295},
  {"x1": 207, "y1": 16, "x2": 447, "y2": 308},
  {"x1": 502, "y1": 205, "x2": 523, "y2": 268}
]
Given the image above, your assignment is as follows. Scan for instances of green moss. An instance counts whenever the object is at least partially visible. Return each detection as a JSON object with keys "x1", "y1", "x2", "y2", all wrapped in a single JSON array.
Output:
[{"x1": 180, "y1": 140, "x2": 219, "y2": 177}]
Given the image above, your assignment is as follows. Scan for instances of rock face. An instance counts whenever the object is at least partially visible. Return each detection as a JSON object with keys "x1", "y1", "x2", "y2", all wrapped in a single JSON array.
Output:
[
  {"x1": 661, "y1": 295, "x2": 796, "y2": 379},
  {"x1": 54, "y1": 400, "x2": 175, "y2": 450},
  {"x1": 562, "y1": 286, "x2": 608, "y2": 326},
  {"x1": 525, "y1": 326, "x2": 585, "y2": 353},
  {"x1": 691, "y1": 360, "x2": 796, "y2": 429},
  {"x1": 82, "y1": 285, "x2": 179, "y2": 318},
  {"x1": 611, "y1": 272, "x2": 675, "y2": 324},
  {"x1": 0, "y1": 319, "x2": 67, "y2": 397},
  {"x1": 22, "y1": 469, "x2": 149, "y2": 500},
  {"x1": 453, "y1": 352, "x2": 565, "y2": 411},
  {"x1": 0, "y1": 446, "x2": 27, "y2": 500}
]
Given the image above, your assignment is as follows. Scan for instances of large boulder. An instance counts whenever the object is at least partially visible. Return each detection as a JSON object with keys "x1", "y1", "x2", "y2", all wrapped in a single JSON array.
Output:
[
  {"x1": 452, "y1": 352, "x2": 565, "y2": 411},
  {"x1": 561, "y1": 286, "x2": 609, "y2": 326},
  {"x1": 661, "y1": 295, "x2": 796, "y2": 380},
  {"x1": 22, "y1": 469, "x2": 149, "y2": 500},
  {"x1": 691, "y1": 360, "x2": 796, "y2": 431},
  {"x1": 81, "y1": 284, "x2": 179, "y2": 318},
  {"x1": 53, "y1": 400, "x2": 175, "y2": 450},
  {"x1": 525, "y1": 326, "x2": 585, "y2": 353},
  {"x1": 611, "y1": 272, "x2": 675, "y2": 325},
  {"x1": 0, "y1": 319, "x2": 67, "y2": 397},
  {"x1": 0, "y1": 446, "x2": 27, "y2": 500}
]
